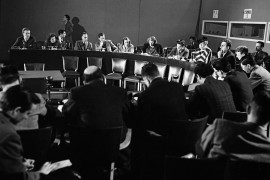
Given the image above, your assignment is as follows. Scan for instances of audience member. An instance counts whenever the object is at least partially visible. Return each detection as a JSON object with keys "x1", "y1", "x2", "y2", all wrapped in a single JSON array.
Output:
[
  {"x1": 44, "y1": 33, "x2": 60, "y2": 49},
  {"x1": 212, "y1": 58, "x2": 253, "y2": 112},
  {"x1": 167, "y1": 39, "x2": 189, "y2": 59},
  {"x1": 186, "y1": 63, "x2": 236, "y2": 123},
  {"x1": 12, "y1": 27, "x2": 36, "y2": 49},
  {"x1": 241, "y1": 55, "x2": 270, "y2": 94},
  {"x1": 137, "y1": 63, "x2": 188, "y2": 136},
  {"x1": 0, "y1": 85, "x2": 56, "y2": 179},
  {"x1": 63, "y1": 14, "x2": 73, "y2": 44},
  {"x1": 191, "y1": 39, "x2": 211, "y2": 63},
  {"x1": 235, "y1": 45, "x2": 249, "y2": 71},
  {"x1": 74, "y1": 32, "x2": 92, "y2": 51},
  {"x1": 197, "y1": 91, "x2": 270, "y2": 162},
  {"x1": 0, "y1": 65, "x2": 20, "y2": 98},
  {"x1": 217, "y1": 39, "x2": 236, "y2": 69},
  {"x1": 187, "y1": 36, "x2": 198, "y2": 49},
  {"x1": 94, "y1": 32, "x2": 117, "y2": 52},
  {"x1": 252, "y1": 41, "x2": 268, "y2": 66},
  {"x1": 142, "y1": 36, "x2": 163, "y2": 56},
  {"x1": 117, "y1": 37, "x2": 134, "y2": 53}
]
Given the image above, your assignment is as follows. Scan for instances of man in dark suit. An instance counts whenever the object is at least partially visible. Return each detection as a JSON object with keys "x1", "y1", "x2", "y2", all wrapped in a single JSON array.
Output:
[
  {"x1": 252, "y1": 41, "x2": 268, "y2": 66},
  {"x1": 197, "y1": 91, "x2": 270, "y2": 162},
  {"x1": 94, "y1": 32, "x2": 117, "y2": 52},
  {"x1": 212, "y1": 58, "x2": 253, "y2": 112},
  {"x1": 11, "y1": 27, "x2": 36, "y2": 49},
  {"x1": 217, "y1": 39, "x2": 236, "y2": 69},
  {"x1": 74, "y1": 32, "x2": 92, "y2": 51},
  {"x1": 186, "y1": 63, "x2": 236, "y2": 123},
  {"x1": 63, "y1": 65, "x2": 130, "y2": 129}
]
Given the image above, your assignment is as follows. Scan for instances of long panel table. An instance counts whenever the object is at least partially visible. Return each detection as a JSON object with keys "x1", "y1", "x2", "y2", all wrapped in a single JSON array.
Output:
[{"x1": 9, "y1": 49, "x2": 196, "y2": 77}]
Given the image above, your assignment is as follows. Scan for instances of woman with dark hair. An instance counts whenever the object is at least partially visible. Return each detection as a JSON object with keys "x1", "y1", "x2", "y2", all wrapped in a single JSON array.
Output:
[
  {"x1": 117, "y1": 37, "x2": 134, "y2": 53},
  {"x1": 142, "y1": 36, "x2": 163, "y2": 56},
  {"x1": 44, "y1": 33, "x2": 60, "y2": 49}
]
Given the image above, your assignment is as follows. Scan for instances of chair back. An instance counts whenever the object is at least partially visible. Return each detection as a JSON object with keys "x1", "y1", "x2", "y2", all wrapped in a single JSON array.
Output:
[
  {"x1": 87, "y1": 57, "x2": 102, "y2": 69},
  {"x1": 24, "y1": 63, "x2": 45, "y2": 71},
  {"x1": 222, "y1": 111, "x2": 247, "y2": 122},
  {"x1": 134, "y1": 60, "x2": 148, "y2": 76},
  {"x1": 112, "y1": 58, "x2": 127, "y2": 74},
  {"x1": 168, "y1": 66, "x2": 182, "y2": 82},
  {"x1": 164, "y1": 156, "x2": 226, "y2": 180},
  {"x1": 62, "y1": 56, "x2": 79, "y2": 71},
  {"x1": 21, "y1": 78, "x2": 47, "y2": 94},
  {"x1": 69, "y1": 126, "x2": 122, "y2": 179},
  {"x1": 182, "y1": 70, "x2": 195, "y2": 86},
  {"x1": 166, "y1": 116, "x2": 208, "y2": 156},
  {"x1": 17, "y1": 127, "x2": 52, "y2": 170},
  {"x1": 154, "y1": 63, "x2": 167, "y2": 78}
]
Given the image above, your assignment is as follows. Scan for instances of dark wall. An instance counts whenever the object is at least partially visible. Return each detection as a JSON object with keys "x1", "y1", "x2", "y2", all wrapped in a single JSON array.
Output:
[
  {"x1": 199, "y1": 0, "x2": 270, "y2": 54},
  {"x1": 0, "y1": 0, "x2": 199, "y2": 60}
]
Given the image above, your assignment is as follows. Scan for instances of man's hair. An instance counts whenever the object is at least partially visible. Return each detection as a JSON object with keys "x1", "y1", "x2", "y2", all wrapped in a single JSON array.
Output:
[
  {"x1": 84, "y1": 68, "x2": 104, "y2": 83},
  {"x1": 250, "y1": 91, "x2": 270, "y2": 125},
  {"x1": 22, "y1": 27, "x2": 30, "y2": 34},
  {"x1": 202, "y1": 36, "x2": 208, "y2": 42},
  {"x1": 58, "y1": 29, "x2": 65, "y2": 35},
  {"x1": 222, "y1": 39, "x2": 232, "y2": 48},
  {"x1": 241, "y1": 55, "x2": 256, "y2": 67},
  {"x1": 82, "y1": 32, "x2": 88, "y2": 37},
  {"x1": 141, "y1": 63, "x2": 160, "y2": 78},
  {"x1": 212, "y1": 58, "x2": 232, "y2": 73},
  {"x1": 0, "y1": 85, "x2": 33, "y2": 113},
  {"x1": 236, "y1": 46, "x2": 248, "y2": 55},
  {"x1": 177, "y1": 39, "x2": 185, "y2": 46},
  {"x1": 257, "y1": 41, "x2": 264, "y2": 48},
  {"x1": 194, "y1": 62, "x2": 214, "y2": 78},
  {"x1": 0, "y1": 65, "x2": 19, "y2": 85},
  {"x1": 64, "y1": 14, "x2": 70, "y2": 21},
  {"x1": 98, "y1": 33, "x2": 105, "y2": 38},
  {"x1": 189, "y1": 36, "x2": 196, "y2": 41}
]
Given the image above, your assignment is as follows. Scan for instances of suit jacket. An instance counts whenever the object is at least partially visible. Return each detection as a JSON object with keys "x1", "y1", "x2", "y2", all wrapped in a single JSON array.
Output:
[
  {"x1": 187, "y1": 76, "x2": 236, "y2": 123},
  {"x1": 249, "y1": 65, "x2": 270, "y2": 93},
  {"x1": 222, "y1": 50, "x2": 236, "y2": 69},
  {"x1": 252, "y1": 50, "x2": 268, "y2": 65},
  {"x1": 0, "y1": 112, "x2": 40, "y2": 179},
  {"x1": 142, "y1": 43, "x2": 163, "y2": 56},
  {"x1": 74, "y1": 40, "x2": 93, "y2": 51},
  {"x1": 137, "y1": 78, "x2": 188, "y2": 136},
  {"x1": 198, "y1": 118, "x2": 270, "y2": 162},
  {"x1": 12, "y1": 36, "x2": 36, "y2": 49},
  {"x1": 63, "y1": 80, "x2": 130, "y2": 129},
  {"x1": 225, "y1": 70, "x2": 253, "y2": 112},
  {"x1": 167, "y1": 47, "x2": 189, "y2": 59},
  {"x1": 94, "y1": 40, "x2": 117, "y2": 52}
]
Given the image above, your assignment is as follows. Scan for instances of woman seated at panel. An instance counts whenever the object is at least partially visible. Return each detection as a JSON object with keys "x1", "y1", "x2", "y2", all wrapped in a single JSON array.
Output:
[
  {"x1": 117, "y1": 37, "x2": 134, "y2": 53},
  {"x1": 44, "y1": 33, "x2": 60, "y2": 49},
  {"x1": 142, "y1": 36, "x2": 163, "y2": 57},
  {"x1": 74, "y1": 32, "x2": 93, "y2": 51}
]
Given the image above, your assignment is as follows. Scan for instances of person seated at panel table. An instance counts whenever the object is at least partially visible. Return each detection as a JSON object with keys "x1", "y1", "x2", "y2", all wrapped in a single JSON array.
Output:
[
  {"x1": 74, "y1": 32, "x2": 93, "y2": 51},
  {"x1": 142, "y1": 36, "x2": 163, "y2": 57},
  {"x1": 11, "y1": 27, "x2": 36, "y2": 49},
  {"x1": 94, "y1": 32, "x2": 117, "y2": 52},
  {"x1": 58, "y1": 29, "x2": 68, "y2": 50},
  {"x1": 44, "y1": 33, "x2": 61, "y2": 50},
  {"x1": 191, "y1": 39, "x2": 211, "y2": 64},
  {"x1": 167, "y1": 39, "x2": 189, "y2": 60},
  {"x1": 186, "y1": 36, "x2": 198, "y2": 50},
  {"x1": 116, "y1": 37, "x2": 134, "y2": 53},
  {"x1": 197, "y1": 91, "x2": 270, "y2": 162}
]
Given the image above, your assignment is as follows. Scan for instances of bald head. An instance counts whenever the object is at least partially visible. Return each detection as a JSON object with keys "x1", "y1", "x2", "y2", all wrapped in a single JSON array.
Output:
[{"x1": 83, "y1": 66, "x2": 104, "y2": 83}]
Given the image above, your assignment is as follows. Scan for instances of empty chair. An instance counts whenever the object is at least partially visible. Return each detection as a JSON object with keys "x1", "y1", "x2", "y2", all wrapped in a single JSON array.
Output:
[
  {"x1": 17, "y1": 127, "x2": 52, "y2": 170},
  {"x1": 167, "y1": 66, "x2": 183, "y2": 83},
  {"x1": 166, "y1": 116, "x2": 208, "y2": 156},
  {"x1": 87, "y1": 57, "x2": 102, "y2": 69},
  {"x1": 154, "y1": 63, "x2": 167, "y2": 78},
  {"x1": 182, "y1": 69, "x2": 195, "y2": 86},
  {"x1": 222, "y1": 111, "x2": 247, "y2": 122},
  {"x1": 62, "y1": 56, "x2": 80, "y2": 87},
  {"x1": 69, "y1": 126, "x2": 122, "y2": 180},
  {"x1": 164, "y1": 156, "x2": 226, "y2": 180},
  {"x1": 24, "y1": 63, "x2": 45, "y2": 71},
  {"x1": 105, "y1": 58, "x2": 127, "y2": 87},
  {"x1": 123, "y1": 60, "x2": 148, "y2": 91}
]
